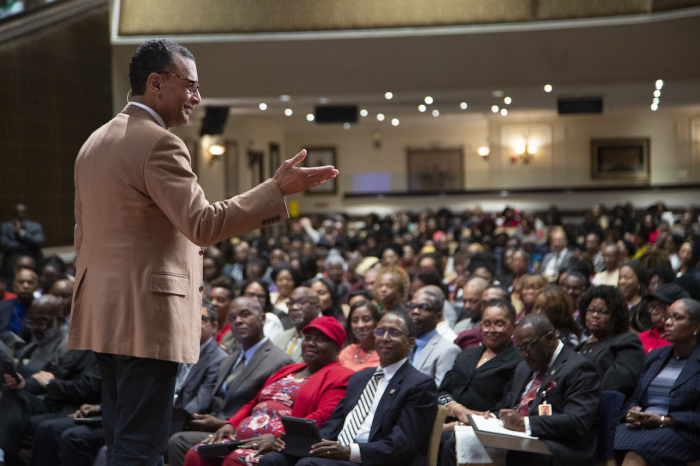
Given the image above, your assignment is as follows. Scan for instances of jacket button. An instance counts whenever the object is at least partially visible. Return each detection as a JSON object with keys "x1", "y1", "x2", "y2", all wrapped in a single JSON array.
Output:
[
  {"x1": 199, "y1": 249, "x2": 204, "y2": 255},
  {"x1": 199, "y1": 285, "x2": 204, "y2": 292}
]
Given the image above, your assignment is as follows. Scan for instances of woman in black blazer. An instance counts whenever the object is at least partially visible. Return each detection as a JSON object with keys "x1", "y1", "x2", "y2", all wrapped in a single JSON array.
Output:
[
  {"x1": 614, "y1": 298, "x2": 700, "y2": 465},
  {"x1": 439, "y1": 299, "x2": 522, "y2": 466},
  {"x1": 575, "y1": 285, "x2": 645, "y2": 398}
]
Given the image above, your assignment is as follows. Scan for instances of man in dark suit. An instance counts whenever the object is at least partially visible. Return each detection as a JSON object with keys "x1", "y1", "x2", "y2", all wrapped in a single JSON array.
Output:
[
  {"x1": 260, "y1": 311, "x2": 438, "y2": 466},
  {"x1": 0, "y1": 267, "x2": 39, "y2": 344},
  {"x1": 0, "y1": 203, "x2": 44, "y2": 283},
  {"x1": 70, "y1": 39, "x2": 336, "y2": 465},
  {"x1": 173, "y1": 300, "x2": 228, "y2": 417},
  {"x1": 167, "y1": 297, "x2": 293, "y2": 466},
  {"x1": 496, "y1": 314, "x2": 600, "y2": 466}
]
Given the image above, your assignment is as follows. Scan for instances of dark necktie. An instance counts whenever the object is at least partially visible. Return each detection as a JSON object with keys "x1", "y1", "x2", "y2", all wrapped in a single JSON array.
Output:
[{"x1": 517, "y1": 372, "x2": 544, "y2": 416}]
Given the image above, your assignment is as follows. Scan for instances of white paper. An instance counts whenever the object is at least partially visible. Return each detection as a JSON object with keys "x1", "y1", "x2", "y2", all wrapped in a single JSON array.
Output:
[
  {"x1": 470, "y1": 415, "x2": 540, "y2": 439},
  {"x1": 455, "y1": 425, "x2": 492, "y2": 464}
]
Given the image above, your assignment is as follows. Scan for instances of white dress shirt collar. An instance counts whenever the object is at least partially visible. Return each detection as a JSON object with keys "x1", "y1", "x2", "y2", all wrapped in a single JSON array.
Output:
[{"x1": 128, "y1": 101, "x2": 166, "y2": 128}]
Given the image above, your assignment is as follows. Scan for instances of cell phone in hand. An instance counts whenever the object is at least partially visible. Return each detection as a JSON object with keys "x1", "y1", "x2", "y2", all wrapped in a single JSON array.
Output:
[{"x1": 2, "y1": 360, "x2": 20, "y2": 384}]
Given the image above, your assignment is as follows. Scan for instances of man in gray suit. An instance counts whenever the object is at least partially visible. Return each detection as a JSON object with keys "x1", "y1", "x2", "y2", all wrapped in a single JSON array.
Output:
[
  {"x1": 173, "y1": 300, "x2": 228, "y2": 417},
  {"x1": 272, "y1": 286, "x2": 321, "y2": 362},
  {"x1": 167, "y1": 297, "x2": 293, "y2": 466},
  {"x1": 408, "y1": 285, "x2": 460, "y2": 387}
]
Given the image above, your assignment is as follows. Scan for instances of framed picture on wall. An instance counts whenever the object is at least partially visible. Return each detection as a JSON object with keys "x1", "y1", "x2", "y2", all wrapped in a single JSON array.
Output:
[
  {"x1": 304, "y1": 147, "x2": 337, "y2": 194},
  {"x1": 407, "y1": 147, "x2": 464, "y2": 192},
  {"x1": 591, "y1": 138, "x2": 650, "y2": 182}
]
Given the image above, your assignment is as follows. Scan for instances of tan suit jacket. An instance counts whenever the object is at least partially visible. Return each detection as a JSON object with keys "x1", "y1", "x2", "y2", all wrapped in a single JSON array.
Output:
[{"x1": 69, "y1": 105, "x2": 288, "y2": 363}]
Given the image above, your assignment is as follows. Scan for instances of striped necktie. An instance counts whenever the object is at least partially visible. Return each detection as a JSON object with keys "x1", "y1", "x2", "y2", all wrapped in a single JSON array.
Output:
[{"x1": 337, "y1": 368, "x2": 384, "y2": 446}]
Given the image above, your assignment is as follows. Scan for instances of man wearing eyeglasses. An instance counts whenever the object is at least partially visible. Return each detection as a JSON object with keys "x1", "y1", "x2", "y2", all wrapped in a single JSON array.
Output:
[
  {"x1": 272, "y1": 287, "x2": 322, "y2": 362},
  {"x1": 260, "y1": 311, "x2": 438, "y2": 466},
  {"x1": 70, "y1": 39, "x2": 337, "y2": 465},
  {"x1": 408, "y1": 286, "x2": 460, "y2": 386},
  {"x1": 494, "y1": 314, "x2": 600, "y2": 466}
]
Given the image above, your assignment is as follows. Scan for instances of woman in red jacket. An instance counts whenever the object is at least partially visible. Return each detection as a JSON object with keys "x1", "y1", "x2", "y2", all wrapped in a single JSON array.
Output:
[{"x1": 185, "y1": 316, "x2": 353, "y2": 466}]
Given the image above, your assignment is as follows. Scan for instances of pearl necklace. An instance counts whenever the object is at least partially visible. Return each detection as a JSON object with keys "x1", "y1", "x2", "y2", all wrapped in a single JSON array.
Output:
[{"x1": 354, "y1": 346, "x2": 374, "y2": 364}]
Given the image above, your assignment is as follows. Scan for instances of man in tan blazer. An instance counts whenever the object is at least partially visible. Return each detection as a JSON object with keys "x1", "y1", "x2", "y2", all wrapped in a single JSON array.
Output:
[{"x1": 70, "y1": 39, "x2": 336, "y2": 465}]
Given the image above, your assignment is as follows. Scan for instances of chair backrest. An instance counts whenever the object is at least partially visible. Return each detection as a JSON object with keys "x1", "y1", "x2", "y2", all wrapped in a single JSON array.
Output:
[
  {"x1": 596, "y1": 390, "x2": 625, "y2": 460},
  {"x1": 427, "y1": 405, "x2": 449, "y2": 466}
]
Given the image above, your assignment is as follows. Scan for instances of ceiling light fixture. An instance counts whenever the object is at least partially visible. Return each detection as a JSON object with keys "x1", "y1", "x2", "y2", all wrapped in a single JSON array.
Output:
[
  {"x1": 655, "y1": 79, "x2": 664, "y2": 90},
  {"x1": 306, "y1": 114, "x2": 315, "y2": 121},
  {"x1": 460, "y1": 102, "x2": 468, "y2": 110},
  {"x1": 501, "y1": 109, "x2": 508, "y2": 116},
  {"x1": 385, "y1": 91, "x2": 393, "y2": 100},
  {"x1": 491, "y1": 105, "x2": 499, "y2": 113},
  {"x1": 504, "y1": 97, "x2": 512, "y2": 105},
  {"x1": 544, "y1": 84, "x2": 553, "y2": 93},
  {"x1": 259, "y1": 103, "x2": 267, "y2": 110},
  {"x1": 391, "y1": 118, "x2": 399, "y2": 126},
  {"x1": 280, "y1": 95, "x2": 291, "y2": 102},
  {"x1": 432, "y1": 109, "x2": 440, "y2": 117},
  {"x1": 360, "y1": 109, "x2": 368, "y2": 117},
  {"x1": 377, "y1": 113, "x2": 385, "y2": 121},
  {"x1": 284, "y1": 109, "x2": 293, "y2": 116},
  {"x1": 425, "y1": 96, "x2": 434, "y2": 105},
  {"x1": 418, "y1": 104, "x2": 427, "y2": 112}
]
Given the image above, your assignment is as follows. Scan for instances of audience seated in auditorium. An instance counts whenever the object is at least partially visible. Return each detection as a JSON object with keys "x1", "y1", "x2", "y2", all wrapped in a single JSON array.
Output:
[
  {"x1": 539, "y1": 228, "x2": 573, "y2": 283},
  {"x1": 513, "y1": 273, "x2": 547, "y2": 322},
  {"x1": 167, "y1": 296, "x2": 294, "y2": 466},
  {"x1": 593, "y1": 242, "x2": 622, "y2": 286},
  {"x1": 440, "y1": 299, "x2": 522, "y2": 466},
  {"x1": 270, "y1": 263, "x2": 301, "y2": 315},
  {"x1": 184, "y1": 316, "x2": 353, "y2": 466},
  {"x1": 0, "y1": 295, "x2": 100, "y2": 465},
  {"x1": 614, "y1": 298, "x2": 700, "y2": 466},
  {"x1": 454, "y1": 284, "x2": 509, "y2": 350},
  {"x1": 453, "y1": 276, "x2": 489, "y2": 334},
  {"x1": 373, "y1": 265, "x2": 409, "y2": 315},
  {"x1": 575, "y1": 286, "x2": 645, "y2": 398},
  {"x1": 259, "y1": 311, "x2": 438, "y2": 466},
  {"x1": 307, "y1": 277, "x2": 346, "y2": 323}
]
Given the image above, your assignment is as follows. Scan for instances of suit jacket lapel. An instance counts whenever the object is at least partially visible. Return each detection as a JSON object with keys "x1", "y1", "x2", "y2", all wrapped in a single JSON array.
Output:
[
  {"x1": 416, "y1": 334, "x2": 438, "y2": 368},
  {"x1": 215, "y1": 348, "x2": 241, "y2": 395},
  {"x1": 369, "y1": 363, "x2": 408, "y2": 439},
  {"x1": 672, "y1": 344, "x2": 700, "y2": 390}
]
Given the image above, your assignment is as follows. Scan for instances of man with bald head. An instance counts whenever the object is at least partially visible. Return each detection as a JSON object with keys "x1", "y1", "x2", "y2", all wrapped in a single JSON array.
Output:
[
  {"x1": 0, "y1": 267, "x2": 39, "y2": 342},
  {"x1": 50, "y1": 278, "x2": 74, "y2": 328},
  {"x1": 495, "y1": 314, "x2": 600, "y2": 466},
  {"x1": 167, "y1": 296, "x2": 293, "y2": 465},
  {"x1": 272, "y1": 286, "x2": 322, "y2": 362},
  {"x1": 16, "y1": 295, "x2": 68, "y2": 376},
  {"x1": 453, "y1": 276, "x2": 489, "y2": 334},
  {"x1": 408, "y1": 285, "x2": 460, "y2": 386}
]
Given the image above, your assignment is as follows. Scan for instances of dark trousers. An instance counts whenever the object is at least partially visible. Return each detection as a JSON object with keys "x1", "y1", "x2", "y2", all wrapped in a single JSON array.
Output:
[
  {"x1": 95, "y1": 352, "x2": 178, "y2": 466},
  {"x1": 30, "y1": 416, "x2": 105, "y2": 466}
]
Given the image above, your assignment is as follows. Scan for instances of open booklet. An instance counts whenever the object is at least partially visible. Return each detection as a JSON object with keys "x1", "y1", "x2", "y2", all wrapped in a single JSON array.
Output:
[{"x1": 467, "y1": 414, "x2": 551, "y2": 455}]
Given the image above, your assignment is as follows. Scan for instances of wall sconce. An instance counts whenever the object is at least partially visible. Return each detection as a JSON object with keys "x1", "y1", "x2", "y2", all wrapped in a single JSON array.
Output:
[
  {"x1": 204, "y1": 135, "x2": 226, "y2": 166},
  {"x1": 478, "y1": 146, "x2": 490, "y2": 160},
  {"x1": 511, "y1": 140, "x2": 536, "y2": 164}
]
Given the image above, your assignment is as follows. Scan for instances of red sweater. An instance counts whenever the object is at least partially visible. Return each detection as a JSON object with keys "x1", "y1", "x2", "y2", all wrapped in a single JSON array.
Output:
[{"x1": 227, "y1": 361, "x2": 353, "y2": 434}]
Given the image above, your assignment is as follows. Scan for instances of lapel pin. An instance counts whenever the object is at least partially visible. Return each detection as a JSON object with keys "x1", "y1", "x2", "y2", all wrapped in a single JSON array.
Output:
[
  {"x1": 389, "y1": 388, "x2": 396, "y2": 394},
  {"x1": 550, "y1": 369, "x2": 556, "y2": 375}
]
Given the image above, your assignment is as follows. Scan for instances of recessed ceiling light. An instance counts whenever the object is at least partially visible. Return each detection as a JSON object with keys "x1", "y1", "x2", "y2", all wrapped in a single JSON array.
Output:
[
  {"x1": 280, "y1": 95, "x2": 291, "y2": 102},
  {"x1": 653, "y1": 90, "x2": 661, "y2": 98},
  {"x1": 343, "y1": 123, "x2": 351, "y2": 129},
  {"x1": 385, "y1": 91, "x2": 393, "y2": 100},
  {"x1": 306, "y1": 113, "x2": 315, "y2": 121},
  {"x1": 460, "y1": 102, "x2": 468, "y2": 110},
  {"x1": 284, "y1": 109, "x2": 293, "y2": 116},
  {"x1": 504, "y1": 97, "x2": 512, "y2": 105},
  {"x1": 319, "y1": 97, "x2": 329, "y2": 104},
  {"x1": 418, "y1": 104, "x2": 427, "y2": 112},
  {"x1": 259, "y1": 103, "x2": 267, "y2": 110},
  {"x1": 377, "y1": 113, "x2": 385, "y2": 121},
  {"x1": 424, "y1": 96, "x2": 433, "y2": 105},
  {"x1": 655, "y1": 79, "x2": 664, "y2": 90},
  {"x1": 391, "y1": 118, "x2": 399, "y2": 126},
  {"x1": 500, "y1": 109, "x2": 508, "y2": 116},
  {"x1": 544, "y1": 84, "x2": 553, "y2": 93},
  {"x1": 491, "y1": 105, "x2": 499, "y2": 113},
  {"x1": 432, "y1": 109, "x2": 440, "y2": 117},
  {"x1": 653, "y1": 97, "x2": 660, "y2": 104},
  {"x1": 651, "y1": 103, "x2": 659, "y2": 111},
  {"x1": 360, "y1": 109, "x2": 368, "y2": 117}
]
